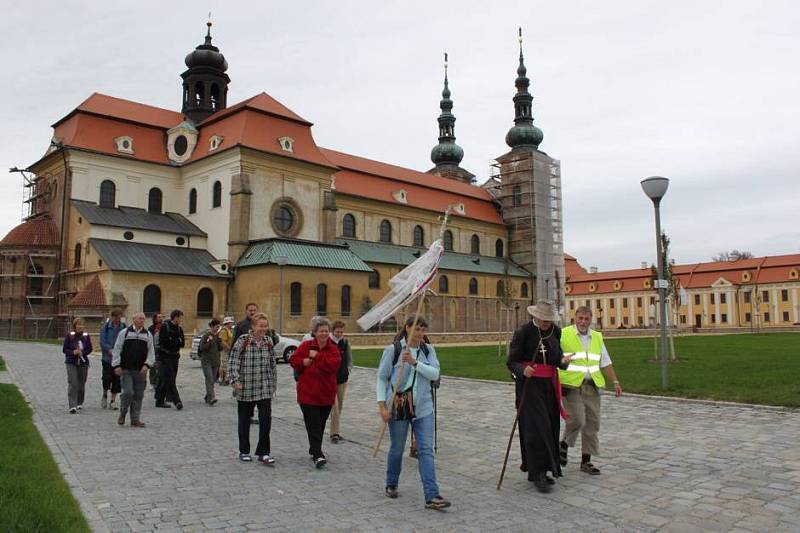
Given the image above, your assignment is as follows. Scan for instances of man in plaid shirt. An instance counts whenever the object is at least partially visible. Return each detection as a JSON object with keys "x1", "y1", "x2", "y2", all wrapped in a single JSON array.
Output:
[{"x1": 228, "y1": 312, "x2": 278, "y2": 464}]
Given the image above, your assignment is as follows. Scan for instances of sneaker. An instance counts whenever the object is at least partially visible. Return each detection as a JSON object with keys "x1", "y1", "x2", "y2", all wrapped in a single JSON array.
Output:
[
  {"x1": 425, "y1": 496, "x2": 451, "y2": 510},
  {"x1": 109, "y1": 400, "x2": 118, "y2": 411},
  {"x1": 385, "y1": 486, "x2": 398, "y2": 499},
  {"x1": 257, "y1": 454, "x2": 276, "y2": 466},
  {"x1": 101, "y1": 396, "x2": 108, "y2": 409},
  {"x1": 314, "y1": 456, "x2": 327, "y2": 469},
  {"x1": 239, "y1": 453, "x2": 252, "y2": 462},
  {"x1": 76, "y1": 405, "x2": 83, "y2": 411},
  {"x1": 69, "y1": 407, "x2": 78, "y2": 414}
]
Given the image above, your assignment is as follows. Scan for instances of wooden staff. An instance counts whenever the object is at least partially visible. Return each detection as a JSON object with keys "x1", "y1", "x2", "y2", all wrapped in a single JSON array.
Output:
[{"x1": 372, "y1": 294, "x2": 426, "y2": 457}]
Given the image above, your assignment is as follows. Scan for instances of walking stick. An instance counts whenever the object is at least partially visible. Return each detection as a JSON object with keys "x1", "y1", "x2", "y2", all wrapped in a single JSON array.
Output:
[
  {"x1": 497, "y1": 376, "x2": 529, "y2": 490},
  {"x1": 432, "y1": 380, "x2": 438, "y2": 454},
  {"x1": 372, "y1": 294, "x2": 426, "y2": 457}
]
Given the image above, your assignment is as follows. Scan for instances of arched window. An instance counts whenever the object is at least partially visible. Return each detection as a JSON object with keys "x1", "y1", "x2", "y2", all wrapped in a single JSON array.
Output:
[
  {"x1": 443, "y1": 230, "x2": 454, "y2": 251},
  {"x1": 379, "y1": 219, "x2": 392, "y2": 243},
  {"x1": 143, "y1": 284, "x2": 161, "y2": 315},
  {"x1": 73, "y1": 243, "x2": 82, "y2": 268},
  {"x1": 99, "y1": 180, "x2": 116, "y2": 208},
  {"x1": 342, "y1": 214, "x2": 356, "y2": 238},
  {"x1": 413, "y1": 225, "x2": 424, "y2": 247},
  {"x1": 196, "y1": 288, "x2": 213, "y2": 317},
  {"x1": 368, "y1": 271, "x2": 380, "y2": 289},
  {"x1": 194, "y1": 81, "x2": 205, "y2": 105},
  {"x1": 439, "y1": 275, "x2": 449, "y2": 294},
  {"x1": 210, "y1": 84, "x2": 220, "y2": 110},
  {"x1": 512, "y1": 185, "x2": 522, "y2": 207},
  {"x1": 148, "y1": 187, "x2": 163, "y2": 214},
  {"x1": 316, "y1": 283, "x2": 327, "y2": 315},
  {"x1": 212, "y1": 181, "x2": 222, "y2": 208},
  {"x1": 28, "y1": 263, "x2": 43, "y2": 296},
  {"x1": 188, "y1": 188, "x2": 197, "y2": 214},
  {"x1": 290, "y1": 282, "x2": 302, "y2": 315},
  {"x1": 470, "y1": 234, "x2": 480, "y2": 255},
  {"x1": 521, "y1": 282, "x2": 529, "y2": 298},
  {"x1": 495, "y1": 239, "x2": 504, "y2": 258},
  {"x1": 341, "y1": 285, "x2": 351, "y2": 316},
  {"x1": 496, "y1": 280, "x2": 506, "y2": 298},
  {"x1": 469, "y1": 277, "x2": 478, "y2": 295}
]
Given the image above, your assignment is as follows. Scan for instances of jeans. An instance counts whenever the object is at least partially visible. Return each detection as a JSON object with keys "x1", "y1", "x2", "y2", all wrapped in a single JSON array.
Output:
[
  {"x1": 300, "y1": 404, "x2": 332, "y2": 459},
  {"x1": 237, "y1": 398, "x2": 271, "y2": 456},
  {"x1": 120, "y1": 369, "x2": 147, "y2": 422},
  {"x1": 65, "y1": 363, "x2": 89, "y2": 409},
  {"x1": 155, "y1": 356, "x2": 181, "y2": 405},
  {"x1": 202, "y1": 363, "x2": 219, "y2": 403},
  {"x1": 387, "y1": 414, "x2": 439, "y2": 502}
]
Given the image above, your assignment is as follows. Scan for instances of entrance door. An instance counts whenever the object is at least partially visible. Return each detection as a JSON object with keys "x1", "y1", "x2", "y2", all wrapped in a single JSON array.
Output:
[{"x1": 695, "y1": 314, "x2": 702, "y2": 328}]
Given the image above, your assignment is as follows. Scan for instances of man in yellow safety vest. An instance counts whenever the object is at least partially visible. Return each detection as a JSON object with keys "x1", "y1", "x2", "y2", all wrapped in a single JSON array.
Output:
[{"x1": 558, "y1": 305, "x2": 622, "y2": 475}]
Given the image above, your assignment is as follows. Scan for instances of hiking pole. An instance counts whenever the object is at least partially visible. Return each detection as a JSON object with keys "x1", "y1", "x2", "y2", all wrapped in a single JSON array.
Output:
[
  {"x1": 432, "y1": 380, "x2": 438, "y2": 454},
  {"x1": 497, "y1": 376, "x2": 529, "y2": 490}
]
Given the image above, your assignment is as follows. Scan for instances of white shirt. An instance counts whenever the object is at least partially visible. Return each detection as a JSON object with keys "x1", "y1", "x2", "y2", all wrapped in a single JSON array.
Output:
[{"x1": 576, "y1": 329, "x2": 612, "y2": 379}]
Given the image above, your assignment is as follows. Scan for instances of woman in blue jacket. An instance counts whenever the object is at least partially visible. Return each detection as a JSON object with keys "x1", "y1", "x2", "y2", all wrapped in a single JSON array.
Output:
[
  {"x1": 63, "y1": 317, "x2": 93, "y2": 413},
  {"x1": 376, "y1": 314, "x2": 450, "y2": 511}
]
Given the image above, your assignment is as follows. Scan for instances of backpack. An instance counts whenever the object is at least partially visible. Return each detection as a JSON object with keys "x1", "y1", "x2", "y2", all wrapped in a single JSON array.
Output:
[{"x1": 391, "y1": 341, "x2": 440, "y2": 389}]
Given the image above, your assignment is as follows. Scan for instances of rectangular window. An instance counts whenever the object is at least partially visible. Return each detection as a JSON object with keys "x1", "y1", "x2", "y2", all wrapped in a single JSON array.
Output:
[
  {"x1": 637, "y1": 316, "x2": 643, "y2": 326},
  {"x1": 745, "y1": 312, "x2": 751, "y2": 323},
  {"x1": 569, "y1": 300, "x2": 574, "y2": 310},
  {"x1": 764, "y1": 312, "x2": 770, "y2": 322},
  {"x1": 720, "y1": 293, "x2": 727, "y2": 304},
  {"x1": 710, "y1": 293, "x2": 715, "y2": 304},
  {"x1": 610, "y1": 299, "x2": 615, "y2": 309},
  {"x1": 680, "y1": 315, "x2": 687, "y2": 324},
  {"x1": 781, "y1": 289, "x2": 789, "y2": 302},
  {"x1": 744, "y1": 291, "x2": 751, "y2": 304},
  {"x1": 596, "y1": 300, "x2": 601, "y2": 309},
  {"x1": 783, "y1": 311, "x2": 790, "y2": 322},
  {"x1": 637, "y1": 297, "x2": 642, "y2": 307},
  {"x1": 623, "y1": 316, "x2": 629, "y2": 325},
  {"x1": 694, "y1": 294, "x2": 700, "y2": 305},
  {"x1": 762, "y1": 290, "x2": 769, "y2": 302},
  {"x1": 711, "y1": 314, "x2": 716, "y2": 323},
  {"x1": 610, "y1": 316, "x2": 616, "y2": 325},
  {"x1": 623, "y1": 298, "x2": 628, "y2": 308},
  {"x1": 650, "y1": 297, "x2": 656, "y2": 306},
  {"x1": 721, "y1": 313, "x2": 727, "y2": 323}
]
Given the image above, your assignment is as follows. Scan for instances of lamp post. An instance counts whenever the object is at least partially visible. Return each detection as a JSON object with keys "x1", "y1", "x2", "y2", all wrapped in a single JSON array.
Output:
[
  {"x1": 275, "y1": 255, "x2": 288, "y2": 335},
  {"x1": 640, "y1": 176, "x2": 670, "y2": 390}
]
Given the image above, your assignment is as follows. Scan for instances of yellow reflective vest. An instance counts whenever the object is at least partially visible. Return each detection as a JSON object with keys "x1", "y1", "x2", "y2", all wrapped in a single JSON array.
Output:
[{"x1": 558, "y1": 325, "x2": 606, "y2": 388}]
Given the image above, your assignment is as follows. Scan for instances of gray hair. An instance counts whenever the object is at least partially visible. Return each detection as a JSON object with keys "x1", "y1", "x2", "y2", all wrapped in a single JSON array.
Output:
[
  {"x1": 575, "y1": 306, "x2": 593, "y2": 317},
  {"x1": 132, "y1": 312, "x2": 146, "y2": 320},
  {"x1": 310, "y1": 316, "x2": 331, "y2": 333}
]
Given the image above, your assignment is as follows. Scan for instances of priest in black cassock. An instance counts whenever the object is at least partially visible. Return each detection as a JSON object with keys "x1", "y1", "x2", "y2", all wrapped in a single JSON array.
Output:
[{"x1": 507, "y1": 299, "x2": 572, "y2": 492}]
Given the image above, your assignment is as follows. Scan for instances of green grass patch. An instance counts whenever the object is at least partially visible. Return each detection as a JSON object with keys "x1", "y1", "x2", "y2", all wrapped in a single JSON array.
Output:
[
  {"x1": 0, "y1": 384, "x2": 90, "y2": 532},
  {"x1": 353, "y1": 332, "x2": 800, "y2": 407}
]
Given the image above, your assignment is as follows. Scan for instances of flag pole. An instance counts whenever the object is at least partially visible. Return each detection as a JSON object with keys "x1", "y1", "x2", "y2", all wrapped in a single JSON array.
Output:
[{"x1": 372, "y1": 206, "x2": 452, "y2": 458}]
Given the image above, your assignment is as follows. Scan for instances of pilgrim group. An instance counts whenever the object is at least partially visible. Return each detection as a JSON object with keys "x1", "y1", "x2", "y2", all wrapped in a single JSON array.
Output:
[{"x1": 61, "y1": 298, "x2": 621, "y2": 508}]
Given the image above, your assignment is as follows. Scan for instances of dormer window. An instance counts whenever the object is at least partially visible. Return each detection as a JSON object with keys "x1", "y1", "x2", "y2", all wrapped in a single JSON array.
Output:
[
  {"x1": 209, "y1": 135, "x2": 224, "y2": 151},
  {"x1": 278, "y1": 136, "x2": 294, "y2": 153},
  {"x1": 391, "y1": 189, "x2": 407, "y2": 204},
  {"x1": 167, "y1": 121, "x2": 199, "y2": 164},
  {"x1": 453, "y1": 203, "x2": 466, "y2": 215},
  {"x1": 114, "y1": 136, "x2": 134, "y2": 154}
]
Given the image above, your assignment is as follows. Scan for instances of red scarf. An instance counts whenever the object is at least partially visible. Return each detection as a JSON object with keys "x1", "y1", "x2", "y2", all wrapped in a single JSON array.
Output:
[{"x1": 525, "y1": 362, "x2": 568, "y2": 420}]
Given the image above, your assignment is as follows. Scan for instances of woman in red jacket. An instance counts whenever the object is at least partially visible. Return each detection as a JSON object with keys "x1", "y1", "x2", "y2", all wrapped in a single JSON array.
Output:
[{"x1": 289, "y1": 316, "x2": 341, "y2": 468}]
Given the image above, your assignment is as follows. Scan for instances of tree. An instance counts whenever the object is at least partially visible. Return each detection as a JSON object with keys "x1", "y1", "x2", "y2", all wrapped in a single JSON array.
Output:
[{"x1": 713, "y1": 249, "x2": 754, "y2": 262}]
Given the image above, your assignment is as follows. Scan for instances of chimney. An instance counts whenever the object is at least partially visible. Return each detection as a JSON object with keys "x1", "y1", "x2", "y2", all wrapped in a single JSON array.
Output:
[
  {"x1": 641, "y1": 261, "x2": 648, "y2": 269},
  {"x1": 589, "y1": 266, "x2": 598, "y2": 274}
]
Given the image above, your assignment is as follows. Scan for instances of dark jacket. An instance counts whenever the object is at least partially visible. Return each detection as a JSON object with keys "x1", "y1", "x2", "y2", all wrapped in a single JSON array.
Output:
[
  {"x1": 63, "y1": 331, "x2": 93, "y2": 366},
  {"x1": 507, "y1": 321, "x2": 567, "y2": 379},
  {"x1": 334, "y1": 337, "x2": 352, "y2": 384},
  {"x1": 232, "y1": 317, "x2": 253, "y2": 346},
  {"x1": 157, "y1": 320, "x2": 184, "y2": 358},
  {"x1": 289, "y1": 339, "x2": 341, "y2": 406},
  {"x1": 198, "y1": 328, "x2": 222, "y2": 367},
  {"x1": 112, "y1": 326, "x2": 155, "y2": 371}
]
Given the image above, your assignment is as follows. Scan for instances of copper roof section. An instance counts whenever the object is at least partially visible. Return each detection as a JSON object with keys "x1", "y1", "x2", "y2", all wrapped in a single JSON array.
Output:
[
  {"x1": 69, "y1": 275, "x2": 107, "y2": 308},
  {"x1": 0, "y1": 217, "x2": 59, "y2": 247}
]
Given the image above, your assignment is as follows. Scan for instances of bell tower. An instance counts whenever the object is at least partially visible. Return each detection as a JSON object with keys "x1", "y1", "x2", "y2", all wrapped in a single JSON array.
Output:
[{"x1": 181, "y1": 21, "x2": 230, "y2": 123}]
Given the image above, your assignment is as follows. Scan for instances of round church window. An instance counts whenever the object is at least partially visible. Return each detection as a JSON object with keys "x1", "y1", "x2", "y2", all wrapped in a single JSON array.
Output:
[
  {"x1": 174, "y1": 135, "x2": 188, "y2": 156},
  {"x1": 269, "y1": 198, "x2": 303, "y2": 237},
  {"x1": 124, "y1": 231, "x2": 134, "y2": 240},
  {"x1": 274, "y1": 206, "x2": 294, "y2": 232}
]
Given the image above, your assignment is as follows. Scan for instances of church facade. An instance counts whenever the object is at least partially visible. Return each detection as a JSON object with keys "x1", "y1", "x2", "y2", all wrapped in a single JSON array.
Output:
[{"x1": 0, "y1": 24, "x2": 564, "y2": 337}]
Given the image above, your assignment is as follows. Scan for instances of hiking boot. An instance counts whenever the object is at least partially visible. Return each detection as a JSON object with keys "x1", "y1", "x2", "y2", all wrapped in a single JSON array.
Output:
[
  {"x1": 580, "y1": 462, "x2": 601, "y2": 475},
  {"x1": 385, "y1": 486, "x2": 398, "y2": 499},
  {"x1": 117, "y1": 414, "x2": 125, "y2": 425},
  {"x1": 257, "y1": 455, "x2": 276, "y2": 466},
  {"x1": 425, "y1": 496, "x2": 451, "y2": 510},
  {"x1": 101, "y1": 395, "x2": 108, "y2": 409},
  {"x1": 131, "y1": 420, "x2": 146, "y2": 428},
  {"x1": 314, "y1": 456, "x2": 327, "y2": 469}
]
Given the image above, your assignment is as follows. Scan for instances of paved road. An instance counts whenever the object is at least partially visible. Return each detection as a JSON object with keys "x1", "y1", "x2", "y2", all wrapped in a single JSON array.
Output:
[{"x1": 2, "y1": 341, "x2": 799, "y2": 532}]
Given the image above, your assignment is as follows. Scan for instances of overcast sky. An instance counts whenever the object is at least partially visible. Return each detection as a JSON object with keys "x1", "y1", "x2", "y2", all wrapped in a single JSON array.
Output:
[{"x1": 2, "y1": 0, "x2": 798, "y2": 270}]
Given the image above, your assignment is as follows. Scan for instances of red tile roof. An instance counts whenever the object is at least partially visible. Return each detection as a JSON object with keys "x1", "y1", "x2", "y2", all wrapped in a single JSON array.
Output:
[
  {"x1": 199, "y1": 92, "x2": 310, "y2": 126},
  {"x1": 69, "y1": 275, "x2": 107, "y2": 308},
  {"x1": 0, "y1": 217, "x2": 60, "y2": 247},
  {"x1": 322, "y1": 149, "x2": 504, "y2": 225},
  {"x1": 53, "y1": 93, "x2": 183, "y2": 129}
]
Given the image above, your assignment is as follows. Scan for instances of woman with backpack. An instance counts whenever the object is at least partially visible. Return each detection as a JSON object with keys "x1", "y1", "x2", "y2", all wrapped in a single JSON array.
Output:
[
  {"x1": 376, "y1": 314, "x2": 450, "y2": 511},
  {"x1": 289, "y1": 316, "x2": 340, "y2": 469}
]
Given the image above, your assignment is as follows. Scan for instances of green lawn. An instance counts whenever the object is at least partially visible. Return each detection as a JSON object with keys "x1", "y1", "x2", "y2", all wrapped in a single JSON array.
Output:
[
  {"x1": 352, "y1": 332, "x2": 800, "y2": 407},
  {"x1": 0, "y1": 356, "x2": 90, "y2": 533}
]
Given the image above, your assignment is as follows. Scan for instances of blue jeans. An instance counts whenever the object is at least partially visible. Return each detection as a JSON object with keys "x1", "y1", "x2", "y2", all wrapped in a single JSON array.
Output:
[{"x1": 386, "y1": 414, "x2": 439, "y2": 502}]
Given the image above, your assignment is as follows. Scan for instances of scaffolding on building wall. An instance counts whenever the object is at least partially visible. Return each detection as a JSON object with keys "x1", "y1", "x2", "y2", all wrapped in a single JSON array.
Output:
[
  {"x1": 0, "y1": 248, "x2": 60, "y2": 338},
  {"x1": 486, "y1": 150, "x2": 566, "y2": 318}
]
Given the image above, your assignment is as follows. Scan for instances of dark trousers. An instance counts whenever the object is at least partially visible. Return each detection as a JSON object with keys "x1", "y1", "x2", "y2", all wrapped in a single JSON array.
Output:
[
  {"x1": 300, "y1": 404, "x2": 332, "y2": 460},
  {"x1": 155, "y1": 356, "x2": 182, "y2": 405},
  {"x1": 237, "y1": 399, "x2": 271, "y2": 456},
  {"x1": 101, "y1": 361, "x2": 121, "y2": 394}
]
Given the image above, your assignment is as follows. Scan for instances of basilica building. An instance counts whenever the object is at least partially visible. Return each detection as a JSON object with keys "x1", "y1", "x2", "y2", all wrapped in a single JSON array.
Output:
[{"x1": 0, "y1": 24, "x2": 564, "y2": 337}]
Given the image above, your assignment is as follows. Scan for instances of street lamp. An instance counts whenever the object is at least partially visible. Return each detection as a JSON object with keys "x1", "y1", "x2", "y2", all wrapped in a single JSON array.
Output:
[
  {"x1": 641, "y1": 176, "x2": 670, "y2": 390},
  {"x1": 275, "y1": 255, "x2": 288, "y2": 335}
]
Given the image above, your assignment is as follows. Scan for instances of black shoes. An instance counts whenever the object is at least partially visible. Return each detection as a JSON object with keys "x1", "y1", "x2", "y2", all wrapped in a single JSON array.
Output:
[
  {"x1": 385, "y1": 486, "x2": 398, "y2": 499},
  {"x1": 155, "y1": 402, "x2": 172, "y2": 408},
  {"x1": 175, "y1": 402, "x2": 184, "y2": 410},
  {"x1": 531, "y1": 472, "x2": 552, "y2": 493},
  {"x1": 314, "y1": 456, "x2": 327, "y2": 469},
  {"x1": 425, "y1": 496, "x2": 451, "y2": 510}
]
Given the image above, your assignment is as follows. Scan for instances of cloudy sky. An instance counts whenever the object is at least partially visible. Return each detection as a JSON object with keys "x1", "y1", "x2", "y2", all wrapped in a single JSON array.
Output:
[{"x1": 2, "y1": 1, "x2": 798, "y2": 270}]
